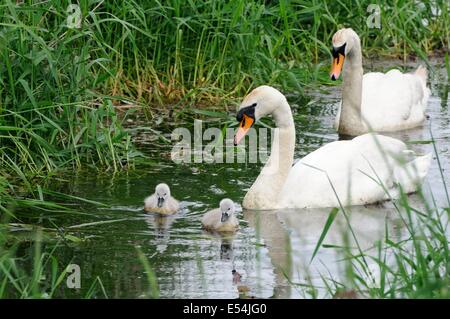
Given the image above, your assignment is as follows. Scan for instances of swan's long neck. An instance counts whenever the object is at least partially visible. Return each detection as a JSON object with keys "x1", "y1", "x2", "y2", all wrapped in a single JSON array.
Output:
[
  {"x1": 242, "y1": 100, "x2": 295, "y2": 210},
  {"x1": 338, "y1": 39, "x2": 365, "y2": 136}
]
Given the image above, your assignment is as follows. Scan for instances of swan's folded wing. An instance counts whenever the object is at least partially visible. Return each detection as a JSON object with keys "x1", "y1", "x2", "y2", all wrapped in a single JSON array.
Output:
[
  {"x1": 144, "y1": 194, "x2": 157, "y2": 210},
  {"x1": 361, "y1": 70, "x2": 428, "y2": 131},
  {"x1": 279, "y1": 134, "x2": 429, "y2": 208},
  {"x1": 393, "y1": 152, "x2": 431, "y2": 194},
  {"x1": 201, "y1": 208, "x2": 221, "y2": 229},
  {"x1": 168, "y1": 197, "x2": 180, "y2": 212}
]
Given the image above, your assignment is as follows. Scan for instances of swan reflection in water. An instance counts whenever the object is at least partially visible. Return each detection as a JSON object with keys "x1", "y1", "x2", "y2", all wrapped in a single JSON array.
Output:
[
  {"x1": 201, "y1": 230, "x2": 258, "y2": 298},
  {"x1": 220, "y1": 236, "x2": 234, "y2": 261},
  {"x1": 201, "y1": 230, "x2": 236, "y2": 261},
  {"x1": 242, "y1": 195, "x2": 427, "y2": 298},
  {"x1": 144, "y1": 212, "x2": 177, "y2": 253}
]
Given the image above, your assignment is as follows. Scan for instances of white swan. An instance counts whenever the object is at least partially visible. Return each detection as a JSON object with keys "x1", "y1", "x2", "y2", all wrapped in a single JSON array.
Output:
[
  {"x1": 234, "y1": 85, "x2": 431, "y2": 210},
  {"x1": 330, "y1": 28, "x2": 430, "y2": 136},
  {"x1": 202, "y1": 198, "x2": 239, "y2": 232},
  {"x1": 144, "y1": 183, "x2": 180, "y2": 214}
]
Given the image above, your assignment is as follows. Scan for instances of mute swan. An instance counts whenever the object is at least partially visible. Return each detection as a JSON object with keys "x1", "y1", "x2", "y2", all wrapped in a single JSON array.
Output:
[
  {"x1": 330, "y1": 28, "x2": 430, "y2": 136},
  {"x1": 234, "y1": 85, "x2": 431, "y2": 210},
  {"x1": 144, "y1": 183, "x2": 180, "y2": 214},
  {"x1": 202, "y1": 199, "x2": 239, "y2": 232}
]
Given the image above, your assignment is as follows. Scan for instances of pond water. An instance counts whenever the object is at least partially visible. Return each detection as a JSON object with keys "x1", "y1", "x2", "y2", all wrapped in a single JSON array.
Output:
[{"x1": 13, "y1": 60, "x2": 450, "y2": 298}]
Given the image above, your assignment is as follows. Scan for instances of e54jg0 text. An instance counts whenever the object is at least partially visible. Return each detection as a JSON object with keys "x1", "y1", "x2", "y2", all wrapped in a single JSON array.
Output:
[{"x1": 183, "y1": 303, "x2": 267, "y2": 317}]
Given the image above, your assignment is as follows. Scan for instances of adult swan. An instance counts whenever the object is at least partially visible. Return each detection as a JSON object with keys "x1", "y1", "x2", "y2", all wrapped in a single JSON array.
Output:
[
  {"x1": 330, "y1": 28, "x2": 430, "y2": 136},
  {"x1": 234, "y1": 85, "x2": 431, "y2": 210}
]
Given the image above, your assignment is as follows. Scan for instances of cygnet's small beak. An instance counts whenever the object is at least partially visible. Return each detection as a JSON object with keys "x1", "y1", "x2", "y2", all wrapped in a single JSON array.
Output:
[
  {"x1": 234, "y1": 114, "x2": 254, "y2": 146},
  {"x1": 157, "y1": 197, "x2": 164, "y2": 208},
  {"x1": 221, "y1": 212, "x2": 228, "y2": 223}
]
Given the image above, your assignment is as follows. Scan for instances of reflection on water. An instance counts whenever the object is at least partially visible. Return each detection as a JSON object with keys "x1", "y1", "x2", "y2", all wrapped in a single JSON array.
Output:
[
  {"x1": 246, "y1": 201, "x2": 409, "y2": 298},
  {"x1": 13, "y1": 61, "x2": 449, "y2": 298},
  {"x1": 144, "y1": 213, "x2": 177, "y2": 253}
]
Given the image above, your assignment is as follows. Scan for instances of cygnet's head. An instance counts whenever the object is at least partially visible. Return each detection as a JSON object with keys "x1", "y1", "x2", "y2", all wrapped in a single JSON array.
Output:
[
  {"x1": 330, "y1": 28, "x2": 360, "y2": 80},
  {"x1": 234, "y1": 85, "x2": 287, "y2": 145},
  {"x1": 219, "y1": 198, "x2": 235, "y2": 223},
  {"x1": 155, "y1": 183, "x2": 171, "y2": 208}
]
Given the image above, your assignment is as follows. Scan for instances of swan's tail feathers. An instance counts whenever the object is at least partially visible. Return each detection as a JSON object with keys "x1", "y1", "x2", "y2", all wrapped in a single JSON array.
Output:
[
  {"x1": 394, "y1": 153, "x2": 432, "y2": 194},
  {"x1": 414, "y1": 65, "x2": 430, "y2": 111},
  {"x1": 414, "y1": 65, "x2": 428, "y2": 86}
]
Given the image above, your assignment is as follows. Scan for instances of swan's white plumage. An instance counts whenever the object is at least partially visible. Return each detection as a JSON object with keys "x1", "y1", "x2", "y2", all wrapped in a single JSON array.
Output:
[
  {"x1": 144, "y1": 195, "x2": 179, "y2": 214},
  {"x1": 144, "y1": 183, "x2": 180, "y2": 214},
  {"x1": 202, "y1": 199, "x2": 239, "y2": 232},
  {"x1": 237, "y1": 85, "x2": 432, "y2": 210},
  {"x1": 335, "y1": 68, "x2": 430, "y2": 132},
  {"x1": 332, "y1": 28, "x2": 430, "y2": 134},
  {"x1": 201, "y1": 208, "x2": 239, "y2": 232},
  {"x1": 278, "y1": 134, "x2": 431, "y2": 209}
]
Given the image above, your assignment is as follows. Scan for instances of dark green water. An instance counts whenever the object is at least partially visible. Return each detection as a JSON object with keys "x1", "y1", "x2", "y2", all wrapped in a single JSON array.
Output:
[{"x1": 11, "y1": 61, "x2": 450, "y2": 298}]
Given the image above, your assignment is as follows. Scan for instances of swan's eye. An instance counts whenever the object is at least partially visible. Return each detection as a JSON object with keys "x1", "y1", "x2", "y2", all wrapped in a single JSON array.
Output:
[
  {"x1": 236, "y1": 103, "x2": 257, "y2": 122},
  {"x1": 164, "y1": 193, "x2": 167, "y2": 196},
  {"x1": 331, "y1": 43, "x2": 346, "y2": 58}
]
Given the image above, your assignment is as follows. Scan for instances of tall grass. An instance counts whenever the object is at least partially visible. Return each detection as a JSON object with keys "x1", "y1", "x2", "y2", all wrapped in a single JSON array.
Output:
[
  {"x1": 1, "y1": 0, "x2": 448, "y2": 181},
  {"x1": 0, "y1": 1, "x2": 145, "y2": 218},
  {"x1": 0, "y1": 229, "x2": 109, "y2": 298},
  {"x1": 1, "y1": 1, "x2": 448, "y2": 178},
  {"x1": 303, "y1": 137, "x2": 449, "y2": 299},
  {"x1": 319, "y1": 201, "x2": 449, "y2": 298},
  {"x1": 1, "y1": 1, "x2": 449, "y2": 108}
]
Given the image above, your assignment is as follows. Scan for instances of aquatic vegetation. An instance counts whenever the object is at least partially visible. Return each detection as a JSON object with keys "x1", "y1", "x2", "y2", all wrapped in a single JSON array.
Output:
[
  {"x1": 0, "y1": 230, "x2": 108, "y2": 298},
  {"x1": 309, "y1": 193, "x2": 450, "y2": 298},
  {"x1": 301, "y1": 135, "x2": 449, "y2": 299}
]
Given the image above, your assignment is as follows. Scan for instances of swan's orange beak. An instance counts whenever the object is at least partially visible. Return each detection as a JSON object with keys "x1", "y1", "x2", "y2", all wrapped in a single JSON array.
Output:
[
  {"x1": 330, "y1": 53, "x2": 345, "y2": 80},
  {"x1": 234, "y1": 114, "x2": 254, "y2": 146}
]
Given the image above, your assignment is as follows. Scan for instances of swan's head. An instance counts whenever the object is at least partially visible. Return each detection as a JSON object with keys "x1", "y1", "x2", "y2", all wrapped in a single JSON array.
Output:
[
  {"x1": 219, "y1": 198, "x2": 235, "y2": 223},
  {"x1": 234, "y1": 85, "x2": 287, "y2": 145},
  {"x1": 155, "y1": 183, "x2": 171, "y2": 208},
  {"x1": 330, "y1": 28, "x2": 360, "y2": 80}
]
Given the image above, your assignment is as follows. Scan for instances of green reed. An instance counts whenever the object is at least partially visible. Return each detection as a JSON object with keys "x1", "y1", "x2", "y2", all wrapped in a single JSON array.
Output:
[{"x1": 302, "y1": 137, "x2": 449, "y2": 299}]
